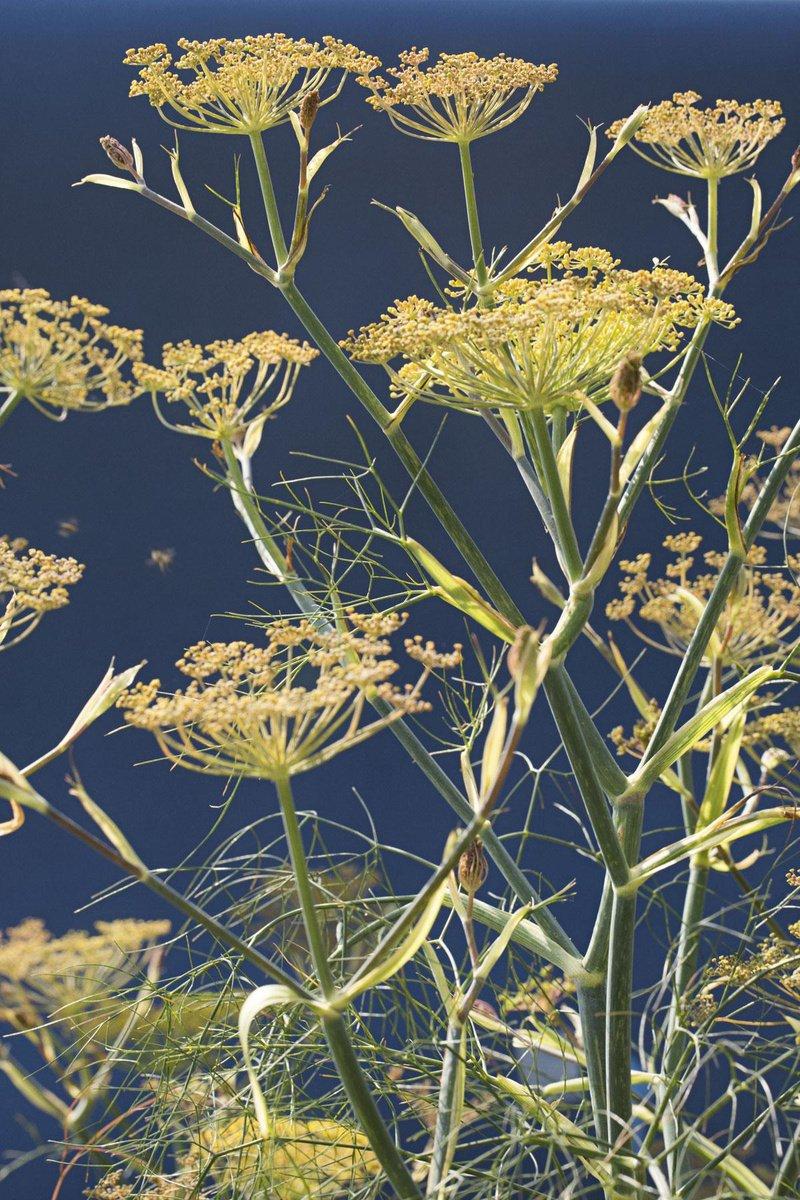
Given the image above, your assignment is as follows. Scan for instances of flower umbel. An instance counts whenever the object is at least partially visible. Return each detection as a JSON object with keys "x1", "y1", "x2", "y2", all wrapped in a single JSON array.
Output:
[
  {"x1": 343, "y1": 245, "x2": 735, "y2": 417},
  {"x1": 359, "y1": 48, "x2": 558, "y2": 143},
  {"x1": 0, "y1": 918, "x2": 169, "y2": 1033},
  {"x1": 606, "y1": 533, "x2": 800, "y2": 667},
  {"x1": 0, "y1": 535, "x2": 84, "y2": 651},
  {"x1": 135, "y1": 331, "x2": 318, "y2": 443},
  {"x1": 202, "y1": 1113, "x2": 380, "y2": 1199},
  {"x1": 0, "y1": 290, "x2": 143, "y2": 416},
  {"x1": 119, "y1": 614, "x2": 460, "y2": 780},
  {"x1": 607, "y1": 91, "x2": 785, "y2": 179},
  {"x1": 124, "y1": 36, "x2": 380, "y2": 136}
]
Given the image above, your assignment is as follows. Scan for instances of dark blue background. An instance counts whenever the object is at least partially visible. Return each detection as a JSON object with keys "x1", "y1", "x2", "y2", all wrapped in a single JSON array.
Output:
[{"x1": 2, "y1": 1, "x2": 800, "y2": 1193}]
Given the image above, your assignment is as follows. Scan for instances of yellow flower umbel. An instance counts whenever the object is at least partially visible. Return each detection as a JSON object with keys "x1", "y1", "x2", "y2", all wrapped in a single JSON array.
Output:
[
  {"x1": 202, "y1": 1112, "x2": 380, "y2": 1200},
  {"x1": 0, "y1": 535, "x2": 84, "y2": 651},
  {"x1": 0, "y1": 289, "x2": 143, "y2": 418},
  {"x1": 124, "y1": 36, "x2": 380, "y2": 136},
  {"x1": 134, "y1": 331, "x2": 318, "y2": 444},
  {"x1": 607, "y1": 91, "x2": 785, "y2": 179},
  {"x1": 0, "y1": 917, "x2": 169, "y2": 1036},
  {"x1": 343, "y1": 245, "x2": 735, "y2": 418},
  {"x1": 359, "y1": 47, "x2": 558, "y2": 143},
  {"x1": 120, "y1": 614, "x2": 459, "y2": 780},
  {"x1": 606, "y1": 533, "x2": 800, "y2": 667}
]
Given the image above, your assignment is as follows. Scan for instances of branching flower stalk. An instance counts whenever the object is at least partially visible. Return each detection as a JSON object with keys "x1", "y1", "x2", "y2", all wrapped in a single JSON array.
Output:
[{"x1": 4, "y1": 34, "x2": 800, "y2": 1200}]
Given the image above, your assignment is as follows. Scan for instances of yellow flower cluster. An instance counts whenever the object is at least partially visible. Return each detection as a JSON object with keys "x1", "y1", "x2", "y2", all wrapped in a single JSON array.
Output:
[
  {"x1": 119, "y1": 613, "x2": 460, "y2": 779},
  {"x1": 745, "y1": 706, "x2": 800, "y2": 757},
  {"x1": 343, "y1": 245, "x2": 735, "y2": 415},
  {"x1": 359, "y1": 47, "x2": 558, "y2": 142},
  {"x1": 0, "y1": 918, "x2": 169, "y2": 1030},
  {"x1": 607, "y1": 91, "x2": 785, "y2": 179},
  {"x1": 0, "y1": 289, "x2": 143, "y2": 415},
  {"x1": 202, "y1": 1113, "x2": 380, "y2": 1199},
  {"x1": 85, "y1": 1172, "x2": 189, "y2": 1200},
  {"x1": 609, "y1": 698, "x2": 662, "y2": 761},
  {"x1": 124, "y1": 35, "x2": 380, "y2": 135},
  {"x1": 606, "y1": 533, "x2": 800, "y2": 667},
  {"x1": 134, "y1": 331, "x2": 317, "y2": 442},
  {"x1": 0, "y1": 535, "x2": 84, "y2": 650}
]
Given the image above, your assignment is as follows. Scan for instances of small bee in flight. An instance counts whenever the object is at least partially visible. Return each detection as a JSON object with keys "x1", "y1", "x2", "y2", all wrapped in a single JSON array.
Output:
[
  {"x1": 57, "y1": 517, "x2": 79, "y2": 538},
  {"x1": 146, "y1": 547, "x2": 176, "y2": 573}
]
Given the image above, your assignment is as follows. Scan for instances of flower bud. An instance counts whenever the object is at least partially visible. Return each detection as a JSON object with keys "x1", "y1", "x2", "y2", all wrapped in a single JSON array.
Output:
[
  {"x1": 459, "y1": 839, "x2": 488, "y2": 894},
  {"x1": 508, "y1": 624, "x2": 550, "y2": 723},
  {"x1": 99, "y1": 135, "x2": 137, "y2": 177},
  {"x1": 654, "y1": 193, "x2": 690, "y2": 219},
  {"x1": 761, "y1": 747, "x2": 790, "y2": 775},
  {"x1": 299, "y1": 90, "x2": 321, "y2": 135},
  {"x1": 609, "y1": 352, "x2": 643, "y2": 412}
]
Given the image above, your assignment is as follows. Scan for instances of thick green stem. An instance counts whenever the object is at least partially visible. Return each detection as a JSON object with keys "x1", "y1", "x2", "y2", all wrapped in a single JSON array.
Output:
[
  {"x1": 659, "y1": 858, "x2": 709, "y2": 1185},
  {"x1": 274, "y1": 775, "x2": 422, "y2": 1200},
  {"x1": 526, "y1": 408, "x2": 583, "y2": 582},
  {"x1": 323, "y1": 1015, "x2": 422, "y2": 1200},
  {"x1": 458, "y1": 140, "x2": 488, "y2": 291},
  {"x1": 274, "y1": 774, "x2": 335, "y2": 995},
  {"x1": 706, "y1": 175, "x2": 719, "y2": 284},
  {"x1": 249, "y1": 132, "x2": 289, "y2": 264},
  {"x1": 605, "y1": 801, "x2": 644, "y2": 1194},
  {"x1": 543, "y1": 670, "x2": 629, "y2": 888},
  {"x1": 426, "y1": 1018, "x2": 465, "y2": 1197}
]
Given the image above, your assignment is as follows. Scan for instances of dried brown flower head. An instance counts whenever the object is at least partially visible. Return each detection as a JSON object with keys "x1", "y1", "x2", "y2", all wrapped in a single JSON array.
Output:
[
  {"x1": 343, "y1": 245, "x2": 735, "y2": 417},
  {"x1": 607, "y1": 91, "x2": 785, "y2": 179},
  {"x1": 0, "y1": 289, "x2": 143, "y2": 415},
  {"x1": 359, "y1": 47, "x2": 558, "y2": 142},
  {"x1": 119, "y1": 613, "x2": 460, "y2": 780},
  {"x1": 0, "y1": 535, "x2": 84, "y2": 650},
  {"x1": 124, "y1": 36, "x2": 379, "y2": 135},
  {"x1": 135, "y1": 331, "x2": 317, "y2": 443}
]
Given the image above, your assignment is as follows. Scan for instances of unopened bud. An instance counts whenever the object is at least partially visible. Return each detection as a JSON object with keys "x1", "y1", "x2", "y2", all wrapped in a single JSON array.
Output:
[
  {"x1": 761, "y1": 747, "x2": 790, "y2": 775},
  {"x1": 300, "y1": 90, "x2": 320, "y2": 135},
  {"x1": 609, "y1": 352, "x2": 643, "y2": 412},
  {"x1": 508, "y1": 624, "x2": 550, "y2": 723},
  {"x1": 654, "y1": 193, "x2": 690, "y2": 219},
  {"x1": 99, "y1": 135, "x2": 137, "y2": 176},
  {"x1": 459, "y1": 839, "x2": 488, "y2": 894},
  {"x1": 792, "y1": 146, "x2": 800, "y2": 173}
]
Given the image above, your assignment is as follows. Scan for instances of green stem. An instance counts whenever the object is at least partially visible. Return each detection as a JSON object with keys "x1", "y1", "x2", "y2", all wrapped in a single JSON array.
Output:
[
  {"x1": 526, "y1": 408, "x2": 583, "y2": 582},
  {"x1": 0, "y1": 390, "x2": 22, "y2": 430},
  {"x1": 426, "y1": 1018, "x2": 465, "y2": 1197},
  {"x1": 274, "y1": 775, "x2": 422, "y2": 1200},
  {"x1": 28, "y1": 788, "x2": 312, "y2": 999},
  {"x1": 659, "y1": 858, "x2": 709, "y2": 1185},
  {"x1": 274, "y1": 774, "x2": 334, "y2": 995},
  {"x1": 642, "y1": 416, "x2": 800, "y2": 766},
  {"x1": 221, "y1": 443, "x2": 578, "y2": 959},
  {"x1": 543, "y1": 670, "x2": 629, "y2": 888},
  {"x1": 706, "y1": 175, "x2": 719, "y2": 283},
  {"x1": 604, "y1": 802, "x2": 644, "y2": 1185},
  {"x1": 249, "y1": 132, "x2": 289, "y2": 264},
  {"x1": 458, "y1": 140, "x2": 488, "y2": 291},
  {"x1": 772, "y1": 1120, "x2": 800, "y2": 1197},
  {"x1": 246, "y1": 134, "x2": 523, "y2": 628}
]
